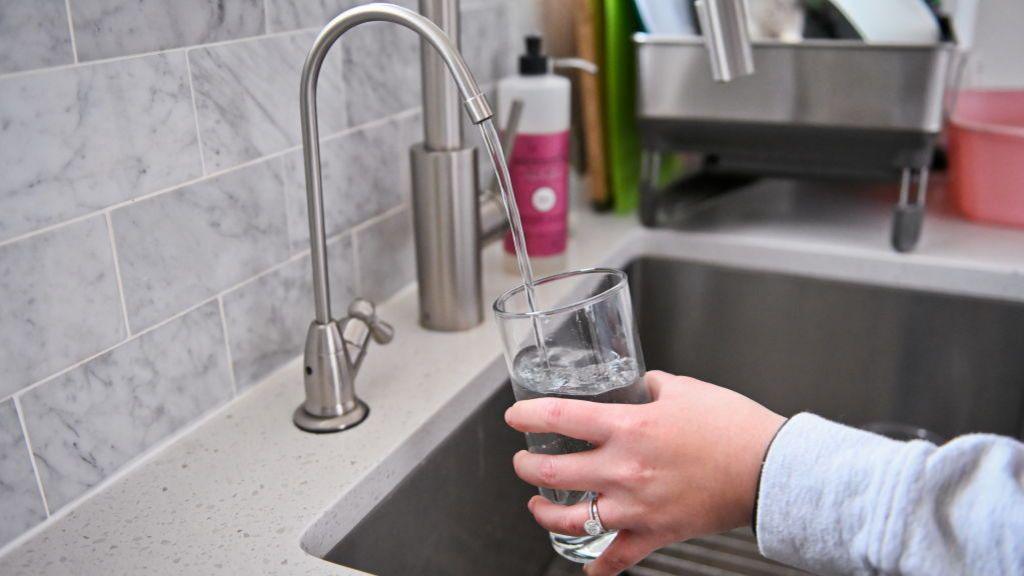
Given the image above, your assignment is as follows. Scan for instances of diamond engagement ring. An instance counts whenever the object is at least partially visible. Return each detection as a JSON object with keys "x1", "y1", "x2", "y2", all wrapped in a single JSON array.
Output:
[{"x1": 584, "y1": 492, "x2": 606, "y2": 536}]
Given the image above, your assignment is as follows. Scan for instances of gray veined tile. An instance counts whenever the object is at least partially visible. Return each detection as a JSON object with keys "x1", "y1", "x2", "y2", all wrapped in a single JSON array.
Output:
[
  {"x1": 284, "y1": 117, "x2": 405, "y2": 253},
  {"x1": 70, "y1": 0, "x2": 265, "y2": 61},
  {"x1": 19, "y1": 301, "x2": 232, "y2": 513},
  {"x1": 111, "y1": 159, "x2": 290, "y2": 332},
  {"x1": 0, "y1": 216, "x2": 125, "y2": 400},
  {"x1": 266, "y1": 0, "x2": 417, "y2": 33},
  {"x1": 0, "y1": 0, "x2": 74, "y2": 74},
  {"x1": 460, "y1": 3, "x2": 512, "y2": 85},
  {"x1": 190, "y1": 30, "x2": 347, "y2": 173},
  {"x1": 223, "y1": 235, "x2": 355, "y2": 390},
  {"x1": 0, "y1": 52, "x2": 201, "y2": 242},
  {"x1": 341, "y1": 17, "x2": 421, "y2": 127},
  {"x1": 460, "y1": 0, "x2": 510, "y2": 9},
  {"x1": 265, "y1": 0, "x2": 361, "y2": 33},
  {"x1": 268, "y1": 0, "x2": 419, "y2": 32},
  {"x1": 0, "y1": 399, "x2": 47, "y2": 548},
  {"x1": 355, "y1": 207, "x2": 415, "y2": 303}
]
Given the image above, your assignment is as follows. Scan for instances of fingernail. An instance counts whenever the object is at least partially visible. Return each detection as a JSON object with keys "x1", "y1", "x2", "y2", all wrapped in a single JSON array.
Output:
[{"x1": 504, "y1": 406, "x2": 514, "y2": 423}]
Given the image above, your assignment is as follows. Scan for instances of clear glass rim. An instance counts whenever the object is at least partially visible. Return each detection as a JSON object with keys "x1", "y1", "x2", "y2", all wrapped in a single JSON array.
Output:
[{"x1": 492, "y1": 268, "x2": 628, "y2": 320}]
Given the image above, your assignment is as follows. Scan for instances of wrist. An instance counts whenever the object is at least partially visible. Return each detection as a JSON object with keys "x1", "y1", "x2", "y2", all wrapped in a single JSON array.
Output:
[
  {"x1": 751, "y1": 414, "x2": 789, "y2": 533},
  {"x1": 735, "y1": 412, "x2": 787, "y2": 528}
]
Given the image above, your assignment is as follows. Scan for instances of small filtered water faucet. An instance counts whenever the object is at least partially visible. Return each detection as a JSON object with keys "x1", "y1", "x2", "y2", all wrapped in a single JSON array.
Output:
[{"x1": 293, "y1": 2, "x2": 493, "y2": 432}]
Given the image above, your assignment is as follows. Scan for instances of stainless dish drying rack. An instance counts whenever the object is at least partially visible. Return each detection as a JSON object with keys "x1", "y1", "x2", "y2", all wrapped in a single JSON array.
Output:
[{"x1": 634, "y1": 34, "x2": 962, "y2": 252}]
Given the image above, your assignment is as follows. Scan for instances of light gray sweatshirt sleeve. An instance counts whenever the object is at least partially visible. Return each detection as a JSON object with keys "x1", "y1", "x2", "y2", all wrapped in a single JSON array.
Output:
[{"x1": 755, "y1": 413, "x2": 1024, "y2": 576}]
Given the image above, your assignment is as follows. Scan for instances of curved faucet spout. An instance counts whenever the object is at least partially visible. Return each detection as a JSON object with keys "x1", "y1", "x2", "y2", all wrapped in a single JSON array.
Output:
[{"x1": 300, "y1": 2, "x2": 493, "y2": 324}]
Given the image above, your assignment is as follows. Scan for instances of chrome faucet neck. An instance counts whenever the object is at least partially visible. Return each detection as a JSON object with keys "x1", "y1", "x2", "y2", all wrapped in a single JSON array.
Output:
[{"x1": 300, "y1": 2, "x2": 492, "y2": 326}]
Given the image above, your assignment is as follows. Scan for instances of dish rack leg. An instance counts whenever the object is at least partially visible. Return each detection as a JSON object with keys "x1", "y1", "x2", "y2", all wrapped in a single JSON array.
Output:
[
  {"x1": 891, "y1": 166, "x2": 929, "y2": 253},
  {"x1": 639, "y1": 148, "x2": 662, "y2": 227}
]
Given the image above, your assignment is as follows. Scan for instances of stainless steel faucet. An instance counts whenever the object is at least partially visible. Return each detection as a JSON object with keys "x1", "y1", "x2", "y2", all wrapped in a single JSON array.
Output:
[
  {"x1": 292, "y1": 0, "x2": 753, "y2": 432},
  {"x1": 411, "y1": 0, "x2": 511, "y2": 332},
  {"x1": 293, "y1": 2, "x2": 494, "y2": 432}
]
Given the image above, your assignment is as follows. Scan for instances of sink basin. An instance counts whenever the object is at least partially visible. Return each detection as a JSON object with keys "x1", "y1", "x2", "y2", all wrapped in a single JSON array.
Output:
[
  {"x1": 319, "y1": 257, "x2": 1024, "y2": 575},
  {"x1": 632, "y1": 257, "x2": 1024, "y2": 440}
]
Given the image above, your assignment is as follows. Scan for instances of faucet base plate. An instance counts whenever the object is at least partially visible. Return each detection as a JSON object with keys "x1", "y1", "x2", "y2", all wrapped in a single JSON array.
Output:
[{"x1": 293, "y1": 399, "x2": 369, "y2": 433}]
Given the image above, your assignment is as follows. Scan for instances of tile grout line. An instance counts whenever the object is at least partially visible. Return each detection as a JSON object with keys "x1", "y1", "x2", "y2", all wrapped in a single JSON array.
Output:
[
  {"x1": 12, "y1": 396, "x2": 51, "y2": 517},
  {"x1": 0, "y1": 227, "x2": 352, "y2": 406},
  {"x1": 217, "y1": 296, "x2": 239, "y2": 397},
  {"x1": 262, "y1": 0, "x2": 270, "y2": 35},
  {"x1": 0, "y1": 25, "x2": 324, "y2": 82},
  {"x1": 104, "y1": 212, "x2": 133, "y2": 338},
  {"x1": 349, "y1": 203, "x2": 411, "y2": 298},
  {"x1": 0, "y1": 110, "x2": 417, "y2": 251},
  {"x1": 351, "y1": 227, "x2": 362, "y2": 296},
  {"x1": 63, "y1": 0, "x2": 79, "y2": 64},
  {"x1": 184, "y1": 51, "x2": 209, "y2": 176},
  {"x1": 349, "y1": 201, "x2": 409, "y2": 235}
]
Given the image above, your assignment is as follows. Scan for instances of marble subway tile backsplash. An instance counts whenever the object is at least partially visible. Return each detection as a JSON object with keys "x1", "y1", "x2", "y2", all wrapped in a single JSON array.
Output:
[
  {"x1": 0, "y1": 0, "x2": 74, "y2": 75},
  {"x1": 341, "y1": 19, "x2": 421, "y2": 127},
  {"x1": 0, "y1": 400, "x2": 47, "y2": 548},
  {"x1": 70, "y1": 0, "x2": 265, "y2": 61},
  {"x1": 283, "y1": 116, "x2": 407, "y2": 253},
  {"x1": 189, "y1": 31, "x2": 347, "y2": 173},
  {"x1": 20, "y1": 301, "x2": 233, "y2": 512},
  {"x1": 355, "y1": 207, "x2": 416, "y2": 304},
  {"x1": 0, "y1": 52, "x2": 201, "y2": 242},
  {"x1": 111, "y1": 159, "x2": 290, "y2": 332},
  {"x1": 223, "y1": 235, "x2": 356, "y2": 391},
  {"x1": 461, "y1": 3, "x2": 512, "y2": 85},
  {"x1": 266, "y1": 0, "x2": 363, "y2": 33},
  {"x1": 0, "y1": 217, "x2": 125, "y2": 400},
  {"x1": 266, "y1": 0, "x2": 416, "y2": 33},
  {"x1": 0, "y1": 0, "x2": 518, "y2": 549}
]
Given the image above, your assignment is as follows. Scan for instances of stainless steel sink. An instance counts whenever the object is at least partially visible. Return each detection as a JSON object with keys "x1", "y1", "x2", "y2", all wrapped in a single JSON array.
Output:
[
  {"x1": 632, "y1": 257, "x2": 1024, "y2": 440},
  {"x1": 321, "y1": 257, "x2": 1024, "y2": 575}
]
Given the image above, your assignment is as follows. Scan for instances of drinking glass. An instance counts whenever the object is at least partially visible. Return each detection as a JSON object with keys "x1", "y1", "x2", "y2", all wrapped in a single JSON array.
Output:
[{"x1": 493, "y1": 268, "x2": 650, "y2": 563}]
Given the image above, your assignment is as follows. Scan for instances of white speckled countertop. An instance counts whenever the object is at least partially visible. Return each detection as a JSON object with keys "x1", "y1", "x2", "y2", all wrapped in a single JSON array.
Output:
[{"x1": 1, "y1": 180, "x2": 1022, "y2": 575}]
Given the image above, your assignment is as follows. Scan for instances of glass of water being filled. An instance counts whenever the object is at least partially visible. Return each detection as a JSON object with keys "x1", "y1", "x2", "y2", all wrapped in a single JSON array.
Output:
[{"x1": 493, "y1": 268, "x2": 650, "y2": 564}]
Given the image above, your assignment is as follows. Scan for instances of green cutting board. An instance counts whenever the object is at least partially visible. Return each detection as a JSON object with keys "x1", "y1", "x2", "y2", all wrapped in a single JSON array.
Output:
[{"x1": 603, "y1": 0, "x2": 642, "y2": 213}]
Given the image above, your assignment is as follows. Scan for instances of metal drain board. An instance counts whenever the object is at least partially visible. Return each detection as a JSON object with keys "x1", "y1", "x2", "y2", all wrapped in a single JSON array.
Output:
[
  {"x1": 543, "y1": 529, "x2": 808, "y2": 576},
  {"x1": 629, "y1": 530, "x2": 808, "y2": 576}
]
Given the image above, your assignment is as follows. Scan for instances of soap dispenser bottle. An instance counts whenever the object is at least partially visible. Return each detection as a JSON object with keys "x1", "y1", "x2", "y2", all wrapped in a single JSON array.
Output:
[{"x1": 498, "y1": 35, "x2": 571, "y2": 275}]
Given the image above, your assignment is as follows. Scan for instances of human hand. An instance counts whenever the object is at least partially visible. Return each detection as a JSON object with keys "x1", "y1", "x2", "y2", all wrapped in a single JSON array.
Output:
[{"x1": 505, "y1": 371, "x2": 786, "y2": 576}]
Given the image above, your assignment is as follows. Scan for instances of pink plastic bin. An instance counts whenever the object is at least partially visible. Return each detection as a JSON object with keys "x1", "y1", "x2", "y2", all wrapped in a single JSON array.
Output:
[{"x1": 948, "y1": 90, "x2": 1024, "y2": 228}]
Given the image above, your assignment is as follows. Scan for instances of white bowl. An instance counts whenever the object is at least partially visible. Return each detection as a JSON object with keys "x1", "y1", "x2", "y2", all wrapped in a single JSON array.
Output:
[{"x1": 829, "y1": 0, "x2": 940, "y2": 44}]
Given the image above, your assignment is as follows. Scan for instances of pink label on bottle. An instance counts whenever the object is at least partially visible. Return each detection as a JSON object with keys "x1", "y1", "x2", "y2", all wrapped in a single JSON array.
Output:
[{"x1": 503, "y1": 131, "x2": 570, "y2": 258}]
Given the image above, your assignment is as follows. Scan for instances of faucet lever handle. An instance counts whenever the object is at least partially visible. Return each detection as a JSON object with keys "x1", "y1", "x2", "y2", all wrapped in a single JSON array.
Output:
[{"x1": 347, "y1": 299, "x2": 395, "y2": 344}]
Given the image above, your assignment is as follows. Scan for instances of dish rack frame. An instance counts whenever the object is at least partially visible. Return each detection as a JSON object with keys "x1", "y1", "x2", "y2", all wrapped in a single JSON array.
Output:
[{"x1": 633, "y1": 34, "x2": 964, "y2": 252}]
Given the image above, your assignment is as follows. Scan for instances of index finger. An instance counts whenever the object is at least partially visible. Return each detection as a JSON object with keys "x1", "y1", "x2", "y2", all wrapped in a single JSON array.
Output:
[{"x1": 505, "y1": 397, "x2": 618, "y2": 444}]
